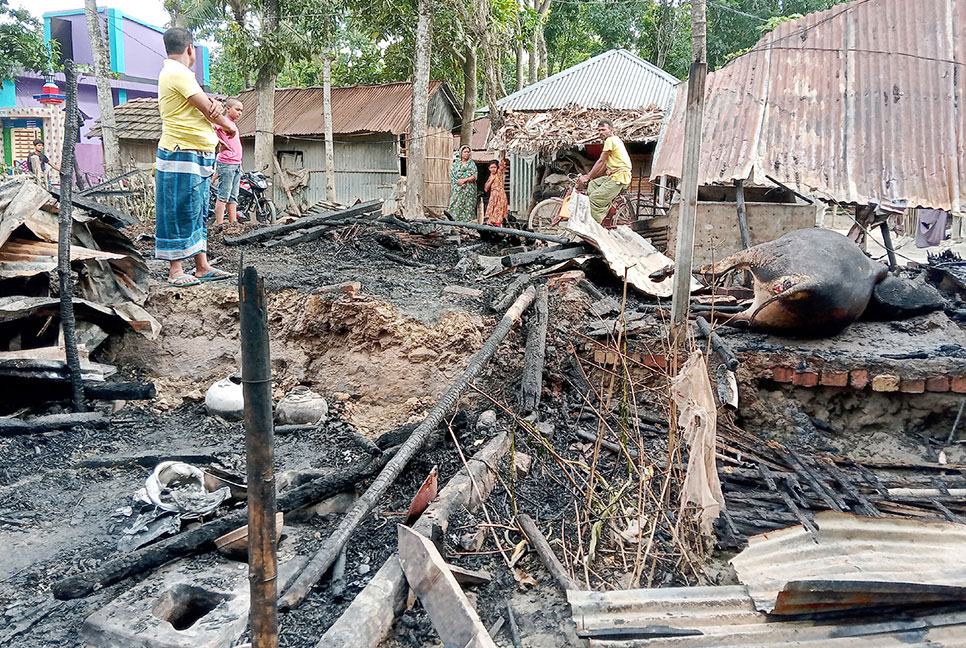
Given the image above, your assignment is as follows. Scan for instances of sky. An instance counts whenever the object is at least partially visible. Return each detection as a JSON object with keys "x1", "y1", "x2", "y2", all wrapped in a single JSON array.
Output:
[{"x1": 12, "y1": 0, "x2": 172, "y2": 27}]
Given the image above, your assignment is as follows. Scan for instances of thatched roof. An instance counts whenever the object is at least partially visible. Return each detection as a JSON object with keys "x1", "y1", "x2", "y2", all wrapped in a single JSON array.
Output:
[{"x1": 491, "y1": 105, "x2": 665, "y2": 154}]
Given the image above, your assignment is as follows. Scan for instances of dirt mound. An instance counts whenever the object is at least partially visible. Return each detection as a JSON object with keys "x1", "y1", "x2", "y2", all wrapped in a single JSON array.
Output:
[{"x1": 102, "y1": 283, "x2": 488, "y2": 432}]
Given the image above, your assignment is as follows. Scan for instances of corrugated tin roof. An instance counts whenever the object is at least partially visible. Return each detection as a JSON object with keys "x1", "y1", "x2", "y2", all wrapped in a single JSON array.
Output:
[
  {"x1": 496, "y1": 49, "x2": 679, "y2": 112},
  {"x1": 89, "y1": 97, "x2": 161, "y2": 141},
  {"x1": 235, "y1": 81, "x2": 457, "y2": 137},
  {"x1": 651, "y1": 0, "x2": 966, "y2": 212},
  {"x1": 0, "y1": 237, "x2": 125, "y2": 278},
  {"x1": 731, "y1": 511, "x2": 966, "y2": 615},
  {"x1": 568, "y1": 586, "x2": 966, "y2": 647}
]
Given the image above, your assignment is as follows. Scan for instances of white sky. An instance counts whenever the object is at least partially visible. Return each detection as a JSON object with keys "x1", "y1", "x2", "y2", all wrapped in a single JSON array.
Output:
[{"x1": 12, "y1": 0, "x2": 172, "y2": 29}]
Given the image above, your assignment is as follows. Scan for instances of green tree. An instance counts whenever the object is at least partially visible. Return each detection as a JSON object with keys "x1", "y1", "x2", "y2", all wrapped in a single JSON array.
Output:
[
  {"x1": 0, "y1": 0, "x2": 55, "y2": 86},
  {"x1": 708, "y1": 0, "x2": 850, "y2": 69}
]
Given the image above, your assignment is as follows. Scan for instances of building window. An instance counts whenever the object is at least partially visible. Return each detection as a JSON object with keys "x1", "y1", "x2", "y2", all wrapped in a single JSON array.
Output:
[{"x1": 49, "y1": 18, "x2": 74, "y2": 67}]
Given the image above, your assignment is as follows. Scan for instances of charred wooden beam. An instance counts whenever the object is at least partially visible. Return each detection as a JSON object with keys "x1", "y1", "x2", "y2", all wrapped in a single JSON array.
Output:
[
  {"x1": 502, "y1": 243, "x2": 588, "y2": 268},
  {"x1": 224, "y1": 200, "x2": 382, "y2": 245},
  {"x1": 520, "y1": 284, "x2": 549, "y2": 413},
  {"x1": 0, "y1": 412, "x2": 107, "y2": 437}
]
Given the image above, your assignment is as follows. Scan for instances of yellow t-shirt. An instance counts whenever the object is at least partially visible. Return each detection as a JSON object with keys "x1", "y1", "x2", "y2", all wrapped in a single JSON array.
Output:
[
  {"x1": 603, "y1": 135, "x2": 632, "y2": 185},
  {"x1": 157, "y1": 59, "x2": 218, "y2": 152}
]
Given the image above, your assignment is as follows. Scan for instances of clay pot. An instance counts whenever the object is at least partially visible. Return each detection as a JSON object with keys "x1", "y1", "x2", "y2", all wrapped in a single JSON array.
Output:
[
  {"x1": 205, "y1": 373, "x2": 244, "y2": 421},
  {"x1": 276, "y1": 386, "x2": 328, "y2": 425}
]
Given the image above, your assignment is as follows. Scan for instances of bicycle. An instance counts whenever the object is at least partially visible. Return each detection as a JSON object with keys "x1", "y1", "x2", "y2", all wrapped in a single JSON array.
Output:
[{"x1": 528, "y1": 174, "x2": 639, "y2": 235}]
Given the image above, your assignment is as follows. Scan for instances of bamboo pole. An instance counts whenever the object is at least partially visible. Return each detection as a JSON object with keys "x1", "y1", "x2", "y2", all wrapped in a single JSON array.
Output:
[
  {"x1": 669, "y1": 0, "x2": 708, "y2": 350},
  {"x1": 58, "y1": 60, "x2": 86, "y2": 413},
  {"x1": 278, "y1": 286, "x2": 537, "y2": 610},
  {"x1": 240, "y1": 266, "x2": 278, "y2": 648}
]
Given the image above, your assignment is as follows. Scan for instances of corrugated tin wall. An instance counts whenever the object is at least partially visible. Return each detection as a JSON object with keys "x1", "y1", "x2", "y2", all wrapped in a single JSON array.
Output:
[
  {"x1": 509, "y1": 151, "x2": 537, "y2": 216},
  {"x1": 242, "y1": 135, "x2": 401, "y2": 208}
]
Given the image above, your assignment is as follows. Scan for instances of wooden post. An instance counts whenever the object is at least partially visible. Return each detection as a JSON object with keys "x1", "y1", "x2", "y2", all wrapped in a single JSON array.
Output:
[
  {"x1": 58, "y1": 60, "x2": 86, "y2": 413},
  {"x1": 669, "y1": 0, "x2": 708, "y2": 349},
  {"x1": 735, "y1": 179, "x2": 751, "y2": 249},
  {"x1": 239, "y1": 266, "x2": 278, "y2": 648}
]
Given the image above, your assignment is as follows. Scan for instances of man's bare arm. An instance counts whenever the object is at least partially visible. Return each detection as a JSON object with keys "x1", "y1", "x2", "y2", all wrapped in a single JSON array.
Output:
[
  {"x1": 579, "y1": 151, "x2": 608, "y2": 186},
  {"x1": 187, "y1": 93, "x2": 236, "y2": 136}
]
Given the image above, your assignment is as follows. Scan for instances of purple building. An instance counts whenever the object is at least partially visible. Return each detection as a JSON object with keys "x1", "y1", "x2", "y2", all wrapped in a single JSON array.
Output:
[{"x1": 0, "y1": 8, "x2": 209, "y2": 181}]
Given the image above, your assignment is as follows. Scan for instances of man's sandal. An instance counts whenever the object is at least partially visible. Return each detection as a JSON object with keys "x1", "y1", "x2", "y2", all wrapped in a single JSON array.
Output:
[
  {"x1": 168, "y1": 274, "x2": 200, "y2": 287},
  {"x1": 196, "y1": 269, "x2": 232, "y2": 283}
]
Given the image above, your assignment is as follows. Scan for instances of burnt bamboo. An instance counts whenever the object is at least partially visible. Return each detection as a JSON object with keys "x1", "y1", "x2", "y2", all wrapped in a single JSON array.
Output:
[
  {"x1": 240, "y1": 267, "x2": 278, "y2": 648},
  {"x1": 58, "y1": 60, "x2": 85, "y2": 413},
  {"x1": 223, "y1": 200, "x2": 381, "y2": 245},
  {"x1": 491, "y1": 273, "x2": 532, "y2": 313},
  {"x1": 278, "y1": 286, "x2": 537, "y2": 610}
]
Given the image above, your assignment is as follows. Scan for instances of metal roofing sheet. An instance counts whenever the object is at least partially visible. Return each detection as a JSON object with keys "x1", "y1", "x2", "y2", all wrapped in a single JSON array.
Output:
[
  {"x1": 89, "y1": 97, "x2": 161, "y2": 141},
  {"x1": 235, "y1": 81, "x2": 452, "y2": 137},
  {"x1": 0, "y1": 237, "x2": 125, "y2": 278},
  {"x1": 730, "y1": 511, "x2": 966, "y2": 614},
  {"x1": 650, "y1": 0, "x2": 966, "y2": 212},
  {"x1": 497, "y1": 49, "x2": 679, "y2": 112},
  {"x1": 568, "y1": 585, "x2": 966, "y2": 647}
]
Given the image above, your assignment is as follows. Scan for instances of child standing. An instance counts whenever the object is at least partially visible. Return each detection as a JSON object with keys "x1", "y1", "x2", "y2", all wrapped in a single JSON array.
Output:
[
  {"x1": 485, "y1": 159, "x2": 509, "y2": 226},
  {"x1": 214, "y1": 98, "x2": 244, "y2": 225}
]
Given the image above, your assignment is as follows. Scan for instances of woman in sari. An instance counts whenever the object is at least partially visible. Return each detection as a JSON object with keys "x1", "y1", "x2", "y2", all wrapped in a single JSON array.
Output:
[
  {"x1": 448, "y1": 145, "x2": 478, "y2": 221},
  {"x1": 485, "y1": 159, "x2": 509, "y2": 225}
]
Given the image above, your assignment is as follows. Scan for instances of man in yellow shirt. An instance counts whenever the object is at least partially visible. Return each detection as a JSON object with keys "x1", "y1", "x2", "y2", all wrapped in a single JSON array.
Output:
[
  {"x1": 577, "y1": 120, "x2": 632, "y2": 224},
  {"x1": 155, "y1": 27, "x2": 236, "y2": 286}
]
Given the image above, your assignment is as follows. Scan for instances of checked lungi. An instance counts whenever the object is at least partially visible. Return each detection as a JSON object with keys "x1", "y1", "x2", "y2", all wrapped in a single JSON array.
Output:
[{"x1": 154, "y1": 147, "x2": 215, "y2": 261}]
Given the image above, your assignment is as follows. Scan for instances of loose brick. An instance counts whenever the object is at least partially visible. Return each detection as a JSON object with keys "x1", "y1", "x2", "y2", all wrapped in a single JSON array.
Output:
[
  {"x1": 952, "y1": 376, "x2": 966, "y2": 393},
  {"x1": 925, "y1": 376, "x2": 950, "y2": 392},
  {"x1": 820, "y1": 371, "x2": 849, "y2": 387},
  {"x1": 850, "y1": 369, "x2": 869, "y2": 389},
  {"x1": 771, "y1": 367, "x2": 794, "y2": 383},
  {"x1": 793, "y1": 371, "x2": 819, "y2": 387},
  {"x1": 871, "y1": 374, "x2": 900, "y2": 392},
  {"x1": 899, "y1": 378, "x2": 926, "y2": 394}
]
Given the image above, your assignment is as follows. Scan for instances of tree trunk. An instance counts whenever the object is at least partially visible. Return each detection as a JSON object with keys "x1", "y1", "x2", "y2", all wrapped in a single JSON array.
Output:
[
  {"x1": 403, "y1": 0, "x2": 433, "y2": 219},
  {"x1": 459, "y1": 45, "x2": 477, "y2": 148},
  {"x1": 84, "y1": 0, "x2": 122, "y2": 180},
  {"x1": 254, "y1": 0, "x2": 280, "y2": 182},
  {"x1": 537, "y1": 30, "x2": 548, "y2": 80},
  {"x1": 322, "y1": 51, "x2": 336, "y2": 202},
  {"x1": 515, "y1": 44, "x2": 525, "y2": 91},
  {"x1": 535, "y1": 0, "x2": 551, "y2": 81}
]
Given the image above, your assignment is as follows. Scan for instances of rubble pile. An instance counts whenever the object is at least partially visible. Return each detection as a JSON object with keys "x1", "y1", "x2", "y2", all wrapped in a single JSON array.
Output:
[
  {"x1": 5, "y1": 181, "x2": 966, "y2": 648},
  {"x1": 0, "y1": 177, "x2": 157, "y2": 392}
]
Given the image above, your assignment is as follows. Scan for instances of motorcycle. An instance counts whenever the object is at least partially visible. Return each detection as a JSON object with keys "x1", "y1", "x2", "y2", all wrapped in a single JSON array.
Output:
[{"x1": 209, "y1": 170, "x2": 277, "y2": 223}]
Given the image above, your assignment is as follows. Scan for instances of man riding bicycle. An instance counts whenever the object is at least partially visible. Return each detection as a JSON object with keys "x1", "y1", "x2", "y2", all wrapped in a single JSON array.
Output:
[{"x1": 576, "y1": 119, "x2": 632, "y2": 224}]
